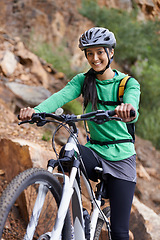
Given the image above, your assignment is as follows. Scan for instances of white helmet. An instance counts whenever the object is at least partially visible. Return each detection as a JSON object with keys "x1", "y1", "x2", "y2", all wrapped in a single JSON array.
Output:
[{"x1": 79, "y1": 27, "x2": 116, "y2": 50}]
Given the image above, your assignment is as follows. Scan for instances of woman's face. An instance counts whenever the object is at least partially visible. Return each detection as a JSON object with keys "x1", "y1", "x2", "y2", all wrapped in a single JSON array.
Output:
[{"x1": 86, "y1": 47, "x2": 113, "y2": 72}]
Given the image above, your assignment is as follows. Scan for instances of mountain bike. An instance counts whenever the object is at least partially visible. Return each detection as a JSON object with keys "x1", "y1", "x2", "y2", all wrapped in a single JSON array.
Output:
[{"x1": 0, "y1": 108, "x2": 134, "y2": 240}]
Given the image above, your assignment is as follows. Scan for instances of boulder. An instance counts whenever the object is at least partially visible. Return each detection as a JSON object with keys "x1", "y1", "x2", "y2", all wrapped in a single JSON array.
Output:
[
  {"x1": 11, "y1": 138, "x2": 55, "y2": 169},
  {"x1": 5, "y1": 82, "x2": 52, "y2": 107},
  {"x1": 14, "y1": 41, "x2": 51, "y2": 88},
  {"x1": 0, "y1": 137, "x2": 55, "y2": 183},
  {"x1": 0, "y1": 138, "x2": 32, "y2": 182},
  {"x1": 130, "y1": 196, "x2": 160, "y2": 240},
  {"x1": 0, "y1": 83, "x2": 17, "y2": 111},
  {"x1": 137, "y1": 0, "x2": 154, "y2": 8},
  {"x1": 0, "y1": 50, "x2": 17, "y2": 76},
  {"x1": 136, "y1": 0, "x2": 156, "y2": 19}
]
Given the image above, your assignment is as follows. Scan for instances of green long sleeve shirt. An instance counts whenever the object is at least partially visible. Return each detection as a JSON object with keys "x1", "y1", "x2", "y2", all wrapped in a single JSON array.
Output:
[{"x1": 34, "y1": 69, "x2": 140, "y2": 161}]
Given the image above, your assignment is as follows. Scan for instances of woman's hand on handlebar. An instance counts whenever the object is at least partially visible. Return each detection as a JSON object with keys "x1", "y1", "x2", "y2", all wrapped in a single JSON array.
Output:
[
  {"x1": 19, "y1": 107, "x2": 35, "y2": 121},
  {"x1": 115, "y1": 103, "x2": 136, "y2": 122}
]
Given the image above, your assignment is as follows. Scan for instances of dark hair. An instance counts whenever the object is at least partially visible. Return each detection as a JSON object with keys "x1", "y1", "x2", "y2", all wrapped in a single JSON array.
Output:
[{"x1": 82, "y1": 68, "x2": 98, "y2": 110}]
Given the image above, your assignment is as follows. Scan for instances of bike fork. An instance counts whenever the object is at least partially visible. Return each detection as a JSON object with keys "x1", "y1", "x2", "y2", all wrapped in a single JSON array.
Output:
[
  {"x1": 50, "y1": 167, "x2": 78, "y2": 240},
  {"x1": 24, "y1": 184, "x2": 48, "y2": 240}
]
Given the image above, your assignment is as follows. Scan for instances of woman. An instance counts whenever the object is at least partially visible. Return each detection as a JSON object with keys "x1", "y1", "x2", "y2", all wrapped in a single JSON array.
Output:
[{"x1": 19, "y1": 27, "x2": 140, "y2": 240}]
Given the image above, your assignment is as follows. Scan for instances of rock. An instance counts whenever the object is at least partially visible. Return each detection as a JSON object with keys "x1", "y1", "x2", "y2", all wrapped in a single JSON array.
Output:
[
  {"x1": 151, "y1": 192, "x2": 160, "y2": 205},
  {"x1": 5, "y1": 82, "x2": 52, "y2": 107},
  {"x1": 0, "y1": 33, "x2": 67, "y2": 91},
  {"x1": 114, "y1": 0, "x2": 133, "y2": 11},
  {"x1": 0, "y1": 138, "x2": 32, "y2": 182},
  {"x1": 137, "y1": 163, "x2": 151, "y2": 181},
  {"x1": 130, "y1": 196, "x2": 160, "y2": 240},
  {"x1": 135, "y1": 136, "x2": 158, "y2": 168},
  {"x1": 15, "y1": 41, "x2": 50, "y2": 88},
  {"x1": 0, "y1": 169, "x2": 5, "y2": 176},
  {"x1": 145, "y1": 167, "x2": 160, "y2": 180},
  {"x1": 98, "y1": 0, "x2": 133, "y2": 11},
  {"x1": 129, "y1": 230, "x2": 134, "y2": 240},
  {"x1": 11, "y1": 138, "x2": 55, "y2": 169},
  {"x1": 0, "y1": 0, "x2": 94, "y2": 73},
  {"x1": 137, "y1": 0, "x2": 154, "y2": 8},
  {"x1": 135, "y1": 181, "x2": 150, "y2": 201},
  {"x1": 0, "y1": 50, "x2": 17, "y2": 76},
  {"x1": 0, "y1": 137, "x2": 55, "y2": 182},
  {"x1": 54, "y1": 72, "x2": 66, "y2": 80},
  {"x1": 55, "y1": 136, "x2": 68, "y2": 146},
  {"x1": 136, "y1": 0, "x2": 157, "y2": 19},
  {"x1": 51, "y1": 11, "x2": 66, "y2": 45},
  {"x1": 0, "y1": 83, "x2": 17, "y2": 110}
]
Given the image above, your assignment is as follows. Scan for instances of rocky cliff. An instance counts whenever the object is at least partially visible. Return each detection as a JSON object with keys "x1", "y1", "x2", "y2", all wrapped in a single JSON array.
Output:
[
  {"x1": 0, "y1": 0, "x2": 159, "y2": 70},
  {"x1": 0, "y1": 1, "x2": 160, "y2": 239}
]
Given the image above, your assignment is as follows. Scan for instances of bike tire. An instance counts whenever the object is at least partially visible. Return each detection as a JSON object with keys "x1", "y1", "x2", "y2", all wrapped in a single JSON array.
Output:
[
  {"x1": 94, "y1": 206, "x2": 111, "y2": 240},
  {"x1": 0, "y1": 167, "x2": 72, "y2": 240}
]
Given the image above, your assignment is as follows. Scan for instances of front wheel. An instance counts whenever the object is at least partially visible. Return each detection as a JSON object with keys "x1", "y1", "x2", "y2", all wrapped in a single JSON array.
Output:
[
  {"x1": 94, "y1": 206, "x2": 111, "y2": 240},
  {"x1": 0, "y1": 168, "x2": 72, "y2": 240}
]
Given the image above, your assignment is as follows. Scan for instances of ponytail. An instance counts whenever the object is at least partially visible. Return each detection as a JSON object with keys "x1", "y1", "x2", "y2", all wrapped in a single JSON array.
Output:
[{"x1": 82, "y1": 68, "x2": 98, "y2": 110}]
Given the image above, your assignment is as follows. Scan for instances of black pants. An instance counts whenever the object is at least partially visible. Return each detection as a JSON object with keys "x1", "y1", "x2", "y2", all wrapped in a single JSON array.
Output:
[
  {"x1": 107, "y1": 175, "x2": 135, "y2": 240},
  {"x1": 78, "y1": 145, "x2": 136, "y2": 240}
]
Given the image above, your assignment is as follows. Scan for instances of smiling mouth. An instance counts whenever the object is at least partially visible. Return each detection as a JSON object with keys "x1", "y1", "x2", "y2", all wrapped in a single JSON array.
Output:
[{"x1": 93, "y1": 62, "x2": 101, "y2": 66}]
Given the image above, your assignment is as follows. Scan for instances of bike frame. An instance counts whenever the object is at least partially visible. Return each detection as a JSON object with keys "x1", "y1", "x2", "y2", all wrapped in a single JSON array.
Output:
[
  {"x1": 50, "y1": 132, "x2": 109, "y2": 239},
  {"x1": 24, "y1": 127, "x2": 110, "y2": 240}
]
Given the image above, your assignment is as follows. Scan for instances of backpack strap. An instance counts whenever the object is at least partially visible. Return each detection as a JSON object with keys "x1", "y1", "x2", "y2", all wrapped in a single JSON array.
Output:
[
  {"x1": 118, "y1": 76, "x2": 135, "y2": 142},
  {"x1": 90, "y1": 138, "x2": 134, "y2": 146},
  {"x1": 126, "y1": 122, "x2": 135, "y2": 142},
  {"x1": 118, "y1": 76, "x2": 132, "y2": 103},
  {"x1": 98, "y1": 76, "x2": 132, "y2": 106},
  {"x1": 97, "y1": 99, "x2": 120, "y2": 106}
]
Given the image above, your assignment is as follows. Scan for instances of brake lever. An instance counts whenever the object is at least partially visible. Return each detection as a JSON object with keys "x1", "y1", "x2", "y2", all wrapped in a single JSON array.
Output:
[
  {"x1": 18, "y1": 113, "x2": 47, "y2": 126},
  {"x1": 91, "y1": 112, "x2": 122, "y2": 124},
  {"x1": 31, "y1": 113, "x2": 49, "y2": 127},
  {"x1": 91, "y1": 112, "x2": 110, "y2": 124},
  {"x1": 18, "y1": 119, "x2": 33, "y2": 125},
  {"x1": 104, "y1": 111, "x2": 122, "y2": 122},
  {"x1": 108, "y1": 116, "x2": 122, "y2": 121},
  {"x1": 64, "y1": 114, "x2": 77, "y2": 123}
]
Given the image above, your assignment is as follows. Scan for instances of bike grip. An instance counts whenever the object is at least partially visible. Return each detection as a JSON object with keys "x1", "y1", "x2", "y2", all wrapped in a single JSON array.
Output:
[
  {"x1": 108, "y1": 110, "x2": 116, "y2": 116},
  {"x1": 17, "y1": 114, "x2": 20, "y2": 120},
  {"x1": 130, "y1": 109, "x2": 135, "y2": 117},
  {"x1": 108, "y1": 110, "x2": 136, "y2": 117}
]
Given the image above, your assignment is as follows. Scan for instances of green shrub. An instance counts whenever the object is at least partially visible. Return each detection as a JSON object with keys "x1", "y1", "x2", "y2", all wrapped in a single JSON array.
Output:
[
  {"x1": 42, "y1": 130, "x2": 52, "y2": 141},
  {"x1": 136, "y1": 107, "x2": 160, "y2": 149},
  {"x1": 63, "y1": 99, "x2": 82, "y2": 115},
  {"x1": 132, "y1": 59, "x2": 160, "y2": 109},
  {"x1": 132, "y1": 59, "x2": 160, "y2": 149}
]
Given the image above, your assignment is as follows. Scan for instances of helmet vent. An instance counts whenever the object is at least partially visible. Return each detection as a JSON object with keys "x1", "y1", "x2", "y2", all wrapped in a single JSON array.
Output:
[
  {"x1": 102, "y1": 30, "x2": 106, "y2": 34},
  {"x1": 89, "y1": 31, "x2": 93, "y2": 40},
  {"x1": 87, "y1": 31, "x2": 89, "y2": 39},
  {"x1": 95, "y1": 29, "x2": 100, "y2": 35},
  {"x1": 104, "y1": 37, "x2": 110, "y2": 41}
]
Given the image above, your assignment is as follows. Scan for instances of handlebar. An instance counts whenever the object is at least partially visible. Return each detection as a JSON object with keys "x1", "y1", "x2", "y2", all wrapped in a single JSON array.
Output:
[{"x1": 18, "y1": 109, "x2": 135, "y2": 126}]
